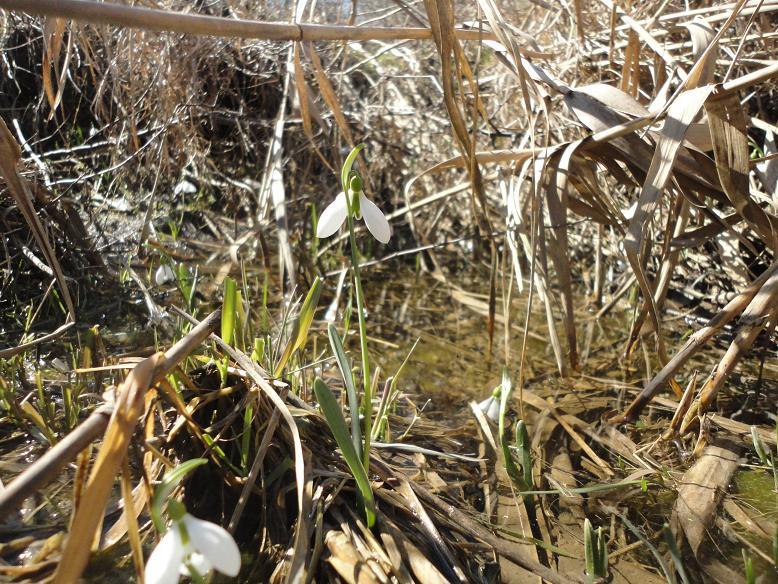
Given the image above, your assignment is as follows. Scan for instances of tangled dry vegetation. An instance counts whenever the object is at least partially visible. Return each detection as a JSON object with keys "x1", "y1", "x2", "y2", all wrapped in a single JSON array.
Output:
[{"x1": 1, "y1": 0, "x2": 778, "y2": 582}]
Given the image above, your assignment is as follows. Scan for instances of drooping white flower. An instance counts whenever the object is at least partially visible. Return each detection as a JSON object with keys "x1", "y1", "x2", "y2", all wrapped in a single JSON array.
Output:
[
  {"x1": 316, "y1": 176, "x2": 391, "y2": 244},
  {"x1": 477, "y1": 387, "x2": 502, "y2": 423},
  {"x1": 155, "y1": 264, "x2": 176, "y2": 286},
  {"x1": 145, "y1": 513, "x2": 241, "y2": 584}
]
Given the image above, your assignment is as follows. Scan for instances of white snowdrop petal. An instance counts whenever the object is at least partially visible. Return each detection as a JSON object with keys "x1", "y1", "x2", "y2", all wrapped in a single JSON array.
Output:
[
  {"x1": 155, "y1": 264, "x2": 176, "y2": 286},
  {"x1": 477, "y1": 397, "x2": 500, "y2": 423},
  {"x1": 183, "y1": 515, "x2": 241, "y2": 577},
  {"x1": 145, "y1": 529, "x2": 185, "y2": 584},
  {"x1": 180, "y1": 552, "x2": 212, "y2": 578},
  {"x1": 359, "y1": 193, "x2": 391, "y2": 244},
  {"x1": 316, "y1": 192, "x2": 348, "y2": 239},
  {"x1": 485, "y1": 398, "x2": 500, "y2": 422}
]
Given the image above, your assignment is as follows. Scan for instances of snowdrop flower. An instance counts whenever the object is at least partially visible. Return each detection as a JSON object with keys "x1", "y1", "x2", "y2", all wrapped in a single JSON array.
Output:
[
  {"x1": 477, "y1": 386, "x2": 502, "y2": 423},
  {"x1": 316, "y1": 174, "x2": 391, "y2": 244},
  {"x1": 154, "y1": 263, "x2": 176, "y2": 286},
  {"x1": 145, "y1": 505, "x2": 240, "y2": 584}
]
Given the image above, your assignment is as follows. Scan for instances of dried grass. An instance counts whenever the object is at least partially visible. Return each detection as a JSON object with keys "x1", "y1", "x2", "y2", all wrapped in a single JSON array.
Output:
[{"x1": 2, "y1": 0, "x2": 778, "y2": 581}]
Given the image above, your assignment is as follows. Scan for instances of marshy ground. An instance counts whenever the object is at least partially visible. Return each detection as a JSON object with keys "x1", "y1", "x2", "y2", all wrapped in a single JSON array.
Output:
[{"x1": 1, "y1": 1, "x2": 778, "y2": 583}]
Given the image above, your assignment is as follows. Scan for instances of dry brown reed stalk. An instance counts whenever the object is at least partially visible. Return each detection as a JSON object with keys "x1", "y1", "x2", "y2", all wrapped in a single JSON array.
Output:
[
  {"x1": 0, "y1": 0, "x2": 554, "y2": 50},
  {"x1": 621, "y1": 260, "x2": 778, "y2": 421},
  {"x1": 0, "y1": 321, "x2": 74, "y2": 359},
  {"x1": 42, "y1": 309, "x2": 221, "y2": 582}
]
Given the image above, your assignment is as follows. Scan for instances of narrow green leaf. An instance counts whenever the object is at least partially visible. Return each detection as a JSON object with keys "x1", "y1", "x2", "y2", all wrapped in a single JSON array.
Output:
[
  {"x1": 151, "y1": 458, "x2": 208, "y2": 533},
  {"x1": 662, "y1": 523, "x2": 690, "y2": 584},
  {"x1": 292, "y1": 277, "x2": 322, "y2": 355},
  {"x1": 751, "y1": 426, "x2": 770, "y2": 466},
  {"x1": 743, "y1": 549, "x2": 755, "y2": 584},
  {"x1": 314, "y1": 378, "x2": 375, "y2": 527},
  {"x1": 595, "y1": 527, "x2": 608, "y2": 577},
  {"x1": 274, "y1": 277, "x2": 322, "y2": 377},
  {"x1": 241, "y1": 404, "x2": 254, "y2": 474},
  {"x1": 328, "y1": 323, "x2": 361, "y2": 459},
  {"x1": 251, "y1": 337, "x2": 265, "y2": 363}
]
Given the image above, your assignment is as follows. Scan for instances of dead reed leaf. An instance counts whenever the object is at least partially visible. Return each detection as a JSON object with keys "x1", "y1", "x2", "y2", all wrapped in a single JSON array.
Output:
[
  {"x1": 620, "y1": 30, "x2": 640, "y2": 98},
  {"x1": 55, "y1": 353, "x2": 163, "y2": 583},
  {"x1": 0, "y1": 0, "x2": 516, "y2": 45},
  {"x1": 545, "y1": 149, "x2": 578, "y2": 370},
  {"x1": 119, "y1": 458, "x2": 144, "y2": 581},
  {"x1": 292, "y1": 42, "x2": 333, "y2": 174},
  {"x1": 424, "y1": 0, "x2": 491, "y2": 235},
  {"x1": 0, "y1": 117, "x2": 75, "y2": 321},
  {"x1": 623, "y1": 85, "x2": 714, "y2": 362},
  {"x1": 42, "y1": 17, "x2": 67, "y2": 114},
  {"x1": 706, "y1": 93, "x2": 778, "y2": 248},
  {"x1": 682, "y1": 17, "x2": 717, "y2": 87},
  {"x1": 324, "y1": 529, "x2": 382, "y2": 584},
  {"x1": 378, "y1": 514, "x2": 448, "y2": 584},
  {"x1": 685, "y1": 0, "x2": 748, "y2": 90},
  {"x1": 306, "y1": 43, "x2": 354, "y2": 147},
  {"x1": 259, "y1": 44, "x2": 296, "y2": 286},
  {"x1": 671, "y1": 441, "x2": 740, "y2": 557}
]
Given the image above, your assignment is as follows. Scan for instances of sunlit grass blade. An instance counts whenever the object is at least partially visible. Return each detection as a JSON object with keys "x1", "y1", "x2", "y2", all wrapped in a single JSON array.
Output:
[
  {"x1": 609, "y1": 506, "x2": 674, "y2": 583},
  {"x1": 150, "y1": 458, "x2": 208, "y2": 533},
  {"x1": 274, "y1": 277, "x2": 322, "y2": 377},
  {"x1": 251, "y1": 338, "x2": 265, "y2": 364},
  {"x1": 221, "y1": 276, "x2": 237, "y2": 346},
  {"x1": 751, "y1": 425, "x2": 770, "y2": 466},
  {"x1": 313, "y1": 377, "x2": 375, "y2": 527},
  {"x1": 773, "y1": 524, "x2": 777, "y2": 566},
  {"x1": 203, "y1": 433, "x2": 243, "y2": 476},
  {"x1": 372, "y1": 337, "x2": 420, "y2": 442},
  {"x1": 177, "y1": 263, "x2": 198, "y2": 312},
  {"x1": 327, "y1": 323, "x2": 361, "y2": 459},
  {"x1": 518, "y1": 478, "x2": 648, "y2": 496}
]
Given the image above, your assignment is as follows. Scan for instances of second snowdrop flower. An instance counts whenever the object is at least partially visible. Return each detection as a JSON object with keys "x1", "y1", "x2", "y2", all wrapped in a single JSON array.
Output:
[
  {"x1": 145, "y1": 501, "x2": 241, "y2": 584},
  {"x1": 477, "y1": 386, "x2": 502, "y2": 423}
]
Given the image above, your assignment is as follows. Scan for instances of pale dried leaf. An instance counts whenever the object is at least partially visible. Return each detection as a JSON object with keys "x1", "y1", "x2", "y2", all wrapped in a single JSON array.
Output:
[{"x1": 671, "y1": 442, "x2": 740, "y2": 557}]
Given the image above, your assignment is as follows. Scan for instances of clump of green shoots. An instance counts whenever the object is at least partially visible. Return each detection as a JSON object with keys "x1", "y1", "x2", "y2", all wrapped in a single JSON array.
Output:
[
  {"x1": 312, "y1": 144, "x2": 391, "y2": 528},
  {"x1": 493, "y1": 369, "x2": 533, "y2": 493},
  {"x1": 750, "y1": 423, "x2": 778, "y2": 492},
  {"x1": 584, "y1": 518, "x2": 609, "y2": 583}
]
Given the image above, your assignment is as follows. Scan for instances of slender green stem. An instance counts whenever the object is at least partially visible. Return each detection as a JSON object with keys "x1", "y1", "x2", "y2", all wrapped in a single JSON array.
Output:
[{"x1": 345, "y1": 206, "x2": 372, "y2": 471}]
